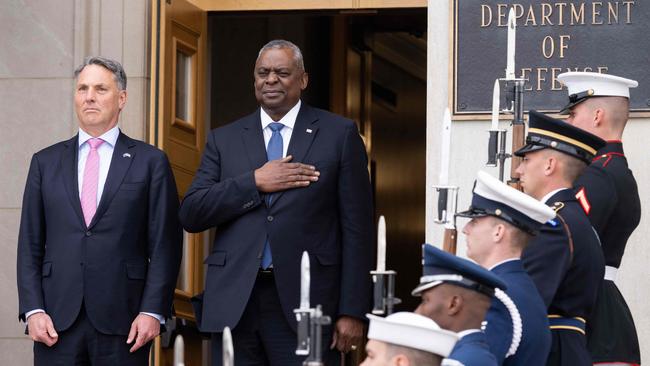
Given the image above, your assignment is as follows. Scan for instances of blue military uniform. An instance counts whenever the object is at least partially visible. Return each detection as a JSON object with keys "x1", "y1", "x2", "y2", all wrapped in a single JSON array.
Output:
[
  {"x1": 486, "y1": 260, "x2": 551, "y2": 366},
  {"x1": 412, "y1": 244, "x2": 507, "y2": 366},
  {"x1": 515, "y1": 110, "x2": 607, "y2": 366},
  {"x1": 448, "y1": 331, "x2": 495, "y2": 366},
  {"x1": 456, "y1": 171, "x2": 554, "y2": 366},
  {"x1": 558, "y1": 71, "x2": 641, "y2": 364}
]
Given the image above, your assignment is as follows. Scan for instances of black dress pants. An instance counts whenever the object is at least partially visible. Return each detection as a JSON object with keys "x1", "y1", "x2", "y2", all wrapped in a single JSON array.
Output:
[
  {"x1": 34, "y1": 304, "x2": 150, "y2": 366},
  {"x1": 211, "y1": 271, "x2": 337, "y2": 366}
]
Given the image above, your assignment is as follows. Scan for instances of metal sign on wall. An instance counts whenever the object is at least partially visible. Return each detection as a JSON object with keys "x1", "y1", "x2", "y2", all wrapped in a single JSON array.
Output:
[{"x1": 453, "y1": 0, "x2": 650, "y2": 115}]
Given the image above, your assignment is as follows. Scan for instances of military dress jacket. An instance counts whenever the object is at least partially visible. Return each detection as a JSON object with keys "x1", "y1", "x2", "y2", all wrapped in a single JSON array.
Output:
[
  {"x1": 522, "y1": 188, "x2": 604, "y2": 318},
  {"x1": 445, "y1": 330, "x2": 498, "y2": 366},
  {"x1": 485, "y1": 259, "x2": 551, "y2": 366},
  {"x1": 573, "y1": 141, "x2": 641, "y2": 268}
]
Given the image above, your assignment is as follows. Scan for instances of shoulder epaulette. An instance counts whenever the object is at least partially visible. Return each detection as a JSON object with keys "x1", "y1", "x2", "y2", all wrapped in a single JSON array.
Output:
[{"x1": 593, "y1": 152, "x2": 625, "y2": 168}]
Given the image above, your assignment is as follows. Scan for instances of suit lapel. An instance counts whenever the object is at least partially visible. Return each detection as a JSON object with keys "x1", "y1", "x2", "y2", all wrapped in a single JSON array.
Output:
[
  {"x1": 241, "y1": 109, "x2": 268, "y2": 172},
  {"x1": 61, "y1": 135, "x2": 86, "y2": 228},
  {"x1": 271, "y1": 104, "x2": 319, "y2": 207},
  {"x1": 287, "y1": 104, "x2": 319, "y2": 163},
  {"x1": 89, "y1": 132, "x2": 136, "y2": 229}
]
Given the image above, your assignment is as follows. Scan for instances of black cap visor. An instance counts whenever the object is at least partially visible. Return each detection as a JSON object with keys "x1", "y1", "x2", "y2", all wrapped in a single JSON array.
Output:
[
  {"x1": 559, "y1": 89, "x2": 594, "y2": 114},
  {"x1": 513, "y1": 142, "x2": 546, "y2": 157},
  {"x1": 516, "y1": 135, "x2": 593, "y2": 163},
  {"x1": 456, "y1": 206, "x2": 539, "y2": 235},
  {"x1": 455, "y1": 207, "x2": 489, "y2": 219}
]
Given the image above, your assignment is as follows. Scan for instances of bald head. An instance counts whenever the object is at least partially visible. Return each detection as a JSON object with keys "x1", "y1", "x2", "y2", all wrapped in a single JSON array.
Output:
[{"x1": 415, "y1": 283, "x2": 492, "y2": 332}]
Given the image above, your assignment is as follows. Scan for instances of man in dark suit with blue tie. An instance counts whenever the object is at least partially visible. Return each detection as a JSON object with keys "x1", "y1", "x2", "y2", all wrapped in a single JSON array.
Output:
[
  {"x1": 16, "y1": 57, "x2": 182, "y2": 365},
  {"x1": 179, "y1": 40, "x2": 374, "y2": 365}
]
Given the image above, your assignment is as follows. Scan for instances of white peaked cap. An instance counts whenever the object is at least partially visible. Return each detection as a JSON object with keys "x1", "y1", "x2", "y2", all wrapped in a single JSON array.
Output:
[
  {"x1": 366, "y1": 312, "x2": 459, "y2": 357},
  {"x1": 558, "y1": 72, "x2": 638, "y2": 99},
  {"x1": 473, "y1": 171, "x2": 556, "y2": 225}
]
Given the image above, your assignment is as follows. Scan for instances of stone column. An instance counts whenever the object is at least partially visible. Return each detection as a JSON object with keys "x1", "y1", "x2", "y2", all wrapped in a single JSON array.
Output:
[{"x1": 0, "y1": 1, "x2": 150, "y2": 363}]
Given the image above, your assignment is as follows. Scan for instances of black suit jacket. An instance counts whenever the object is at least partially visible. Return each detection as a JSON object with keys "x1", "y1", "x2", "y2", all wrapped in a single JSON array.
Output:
[
  {"x1": 179, "y1": 104, "x2": 374, "y2": 332},
  {"x1": 17, "y1": 132, "x2": 182, "y2": 335}
]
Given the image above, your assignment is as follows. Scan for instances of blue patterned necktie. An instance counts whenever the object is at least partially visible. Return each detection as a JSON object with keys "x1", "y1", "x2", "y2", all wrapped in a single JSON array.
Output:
[{"x1": 261, "y1": 122, "x2": 284, "y2": 269}]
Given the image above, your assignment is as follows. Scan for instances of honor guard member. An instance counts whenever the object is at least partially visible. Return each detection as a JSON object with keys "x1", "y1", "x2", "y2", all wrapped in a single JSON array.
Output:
[
  {"x1": 558, "y1": 71, "x2": 641, "y2": 365},
  {"x1": 412, "y1": 244, "x2": 507, "y2": 366},
  {"x1": 458, "y1": 171, "x2": 555, "y2": 366},
  {"x1": 515, "y1": 110, "x2": 606, "y2": 366},
  {"x1": 361, "y1": 312, "x2": 459, "y2": 366}
]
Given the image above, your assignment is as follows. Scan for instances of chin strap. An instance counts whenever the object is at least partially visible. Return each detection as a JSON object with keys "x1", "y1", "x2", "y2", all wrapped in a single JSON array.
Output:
[{"x1": 494, "y1": 288, "x2": 522, "y2": 358}]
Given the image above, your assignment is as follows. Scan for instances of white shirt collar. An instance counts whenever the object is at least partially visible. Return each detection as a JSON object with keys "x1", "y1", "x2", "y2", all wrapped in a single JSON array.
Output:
[
  {"x1": 488, "y1": 258, "x2": 520, "y2": 271},
  {"x1": 260, "y1": 100, "x2": 301, "y2": 130},
  {"x1": 457, "y1": 329, "x2": 481, "y2": 338},
  {"x1": 540, "y1": 188, "x2": 568, "y2": 204},
  {"x1": 78, "y1": 125, "x2": 120, "y2": 148}
]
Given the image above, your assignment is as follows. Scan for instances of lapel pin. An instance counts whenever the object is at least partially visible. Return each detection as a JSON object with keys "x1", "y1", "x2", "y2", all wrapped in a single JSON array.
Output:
[
  {"x1": 306, "y1": 129, "x2": 312, "y2": 134},
  {"x1": 123, "y1": 153, "x2": 131, "y2": 158}
]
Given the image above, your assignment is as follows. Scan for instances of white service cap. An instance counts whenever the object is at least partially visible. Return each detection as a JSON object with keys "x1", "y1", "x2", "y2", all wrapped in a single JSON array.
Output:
[
  {"x1": 457, "y1": 171, "x2": 557, "y2": 234},
  {"x1": 366, "y1": 312, "x2": 459, "y2": 357},
  {"x1": 557, "y1": 71, "x2": 638, "y2": 113}
]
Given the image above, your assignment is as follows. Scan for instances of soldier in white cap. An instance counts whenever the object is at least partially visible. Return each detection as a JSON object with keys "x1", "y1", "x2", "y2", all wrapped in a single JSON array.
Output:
[
  {"x1": 557, "y1": 71, "x2": 641, "y2": 365},
  {"x1": 457, "y1": 171, "x2": 556, "y2": 366},
  {"x1": 361, "y1": 312, "x2": 458, "y2": 366}
]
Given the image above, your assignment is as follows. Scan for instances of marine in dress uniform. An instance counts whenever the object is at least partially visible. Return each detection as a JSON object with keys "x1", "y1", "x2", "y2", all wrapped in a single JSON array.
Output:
[
  {"x1": 361, "y1": 312, "x2": 458, "y2": 366},
  {"x1": 457, "y1": 171, "x2": 555, "y2": 366},
  {"x1": 515, "y1": 110, "x2": 606, "y2": 365},
  {"x1": 412, "y1": 244, "x2": 507, "y2": 366},
  {"x1": 558, "y1": 72, "x2": 641, "y2": 365}
]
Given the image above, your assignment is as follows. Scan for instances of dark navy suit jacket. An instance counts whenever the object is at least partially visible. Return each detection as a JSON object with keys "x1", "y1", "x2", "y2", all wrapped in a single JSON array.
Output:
[
  {"x1": 485, "y1": 259, "x2": 551, "y2": 366},
  {"x1": 179, "y1": 103, "x2": 374, "y2": 332},
  {"x1": 17, "y1": 132, "x2": 182, "y2": 335}
]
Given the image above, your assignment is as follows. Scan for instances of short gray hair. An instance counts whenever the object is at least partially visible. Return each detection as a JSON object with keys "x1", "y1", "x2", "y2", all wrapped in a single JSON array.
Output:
[
  {"x1": 257, "y1": 40, "x2": 305, "y2": 71},
  {"x1": 74, "y1": 56, "x2": 127, "y2": 91}
]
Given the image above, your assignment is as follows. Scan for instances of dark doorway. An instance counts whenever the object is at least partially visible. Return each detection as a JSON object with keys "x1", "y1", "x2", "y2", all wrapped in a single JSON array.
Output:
[{"x1": 207, "y1": 7, "x2": 427, "y2": 313}]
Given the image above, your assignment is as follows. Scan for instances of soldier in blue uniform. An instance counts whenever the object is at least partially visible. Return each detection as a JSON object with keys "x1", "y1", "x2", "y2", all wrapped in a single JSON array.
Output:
[
  {"x1": 558, "y1": 72, "x2": 641, "y2": 365},
  {"x1": 411, "y1": 244, "x2": 506, "y2": 366},
  {"x1": 457, "y1": 171, "x2": 555, "y2": 366},
  {"x1": 514, "y1": 110, "x2": 607, "y2": 365}
]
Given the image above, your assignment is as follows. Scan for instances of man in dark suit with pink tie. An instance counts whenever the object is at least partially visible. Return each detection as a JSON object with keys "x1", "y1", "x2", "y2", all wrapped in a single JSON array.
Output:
[{"x1": 16, "y1": 57, "x2": 182, "y2": 365}]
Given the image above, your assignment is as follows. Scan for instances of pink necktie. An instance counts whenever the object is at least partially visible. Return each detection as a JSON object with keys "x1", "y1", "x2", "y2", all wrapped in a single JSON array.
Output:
[{"x1": 81, "y1": 138, "x2": 104, "y2": 226}]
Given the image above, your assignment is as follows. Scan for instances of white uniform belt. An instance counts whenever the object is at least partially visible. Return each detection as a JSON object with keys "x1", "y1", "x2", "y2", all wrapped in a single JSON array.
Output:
[{"x1": 604, "y1": 265, "x2": 618, "y2": 282}]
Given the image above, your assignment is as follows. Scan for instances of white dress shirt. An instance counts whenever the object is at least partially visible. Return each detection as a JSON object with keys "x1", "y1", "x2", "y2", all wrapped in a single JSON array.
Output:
[
  {"x1": 540, "y1": 188, "x2": 568, "y2": 204},
  {"x1": 26, "y1": 125, "x2": 163, "y2": 324},
  {"x1": 260, "y1": 99, "x2": 301, "y2": 157}
]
